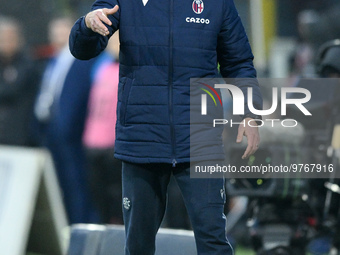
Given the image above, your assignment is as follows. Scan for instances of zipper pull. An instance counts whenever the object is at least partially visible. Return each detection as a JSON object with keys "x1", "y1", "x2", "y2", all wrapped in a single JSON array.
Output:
[{"x1": 172, "y1": 159, "x2": 177, "y2": 167}]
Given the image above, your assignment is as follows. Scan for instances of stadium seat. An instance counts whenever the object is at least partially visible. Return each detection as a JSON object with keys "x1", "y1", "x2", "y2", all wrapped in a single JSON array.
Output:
[
  {"x1": 97, "y1": 225, "x2": 125, "y2": 255},
  {"x1": 96, "y1": 225, "x2": 197, "y2": 255},
  {"x1": 155, "y1": 228, "x2": 197, "y2": 255},
  {"x1": 97, "y1": 225, "x2": 196, "y2": 255},
  {"x1": 67, "y1": 224, "x2": 106, "y2": 255},
  {"x1": 68, "y1": 224, "x2": 197, "y2": 255}
]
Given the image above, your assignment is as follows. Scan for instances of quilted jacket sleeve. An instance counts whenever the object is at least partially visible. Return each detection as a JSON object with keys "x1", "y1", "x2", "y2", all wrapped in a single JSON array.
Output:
[
  {"x1": 69, "y1": 0, "x2": 120, "y2": 60},
  {"x1": 217, "y1": 0, "x2": 262, "y2": 118}
]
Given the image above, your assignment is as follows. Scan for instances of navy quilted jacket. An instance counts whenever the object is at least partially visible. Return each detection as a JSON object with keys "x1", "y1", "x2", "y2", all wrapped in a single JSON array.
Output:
[{"x1": 69, "y1": 0, "x2": 262, "y2": 165}]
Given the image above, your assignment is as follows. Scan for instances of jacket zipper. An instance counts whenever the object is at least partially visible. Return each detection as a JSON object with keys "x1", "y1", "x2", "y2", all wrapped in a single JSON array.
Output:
[{"x1": 169, "y1": 0, "x2": 177, "y2": 167}]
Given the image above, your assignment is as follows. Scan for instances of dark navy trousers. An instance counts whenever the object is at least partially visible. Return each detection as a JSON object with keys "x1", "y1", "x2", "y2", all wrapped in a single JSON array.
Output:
[{"x1": 122, "y1": 161, "x2": 234, "y2": 255}]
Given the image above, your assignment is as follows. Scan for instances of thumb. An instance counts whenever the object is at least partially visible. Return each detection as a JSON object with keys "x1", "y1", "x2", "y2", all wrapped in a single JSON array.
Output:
[
  {"x1": 104, "y1": 5, "x2": 119, "y2": 15},
  {"x1": 236, "y1": 127, "x2": 244, "y2": 143}
]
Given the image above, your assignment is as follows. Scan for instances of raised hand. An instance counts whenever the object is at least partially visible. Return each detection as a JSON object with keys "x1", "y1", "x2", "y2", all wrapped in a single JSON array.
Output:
[{"x1": 85, "y1": 6, "x2": 119, "y2": 36}]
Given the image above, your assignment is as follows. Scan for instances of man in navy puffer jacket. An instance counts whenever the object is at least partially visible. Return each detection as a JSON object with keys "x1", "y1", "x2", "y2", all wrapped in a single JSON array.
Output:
[{"x1": 69, "y1": 0, "x2": 262, "y2": 254}]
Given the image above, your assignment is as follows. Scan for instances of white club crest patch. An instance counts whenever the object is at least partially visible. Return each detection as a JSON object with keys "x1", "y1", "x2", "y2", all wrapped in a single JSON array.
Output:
[{"x1": 192, "y1": 0, "x2": 204, "y2": 14}]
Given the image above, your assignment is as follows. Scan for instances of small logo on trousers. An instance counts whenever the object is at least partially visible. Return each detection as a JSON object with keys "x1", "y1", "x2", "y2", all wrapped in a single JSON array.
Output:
[{"x1": 123, "y1": 197, "x2": 131, "y2": 210}]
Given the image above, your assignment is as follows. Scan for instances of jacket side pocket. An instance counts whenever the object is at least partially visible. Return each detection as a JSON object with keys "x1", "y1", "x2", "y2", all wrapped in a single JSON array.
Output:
[{"x1": 119, "y1": 78, "x2": 133, "y2": 126}]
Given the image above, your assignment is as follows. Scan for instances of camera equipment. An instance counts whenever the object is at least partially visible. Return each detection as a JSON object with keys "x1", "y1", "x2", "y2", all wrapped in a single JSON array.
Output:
[{"x1": 316, "y1": 39, "x2": 340, "y2": 76}]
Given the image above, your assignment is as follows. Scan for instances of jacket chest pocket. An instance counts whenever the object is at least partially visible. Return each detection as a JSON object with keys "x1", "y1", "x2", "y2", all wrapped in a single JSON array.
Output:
[{"x1": 119, "y1": 78, "x2": 133, "y2": 126}]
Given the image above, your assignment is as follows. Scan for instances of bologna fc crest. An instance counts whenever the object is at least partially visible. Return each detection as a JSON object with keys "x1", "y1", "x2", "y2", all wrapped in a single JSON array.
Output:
[{"x1": 192, "y1": 0, "x2": 204, "y2": 14}]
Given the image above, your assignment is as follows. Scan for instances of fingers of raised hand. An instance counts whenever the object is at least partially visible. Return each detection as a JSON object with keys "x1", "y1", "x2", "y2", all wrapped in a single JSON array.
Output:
[{"x1": 86, "y1": 9, "x2": 111, "y2": 36}]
